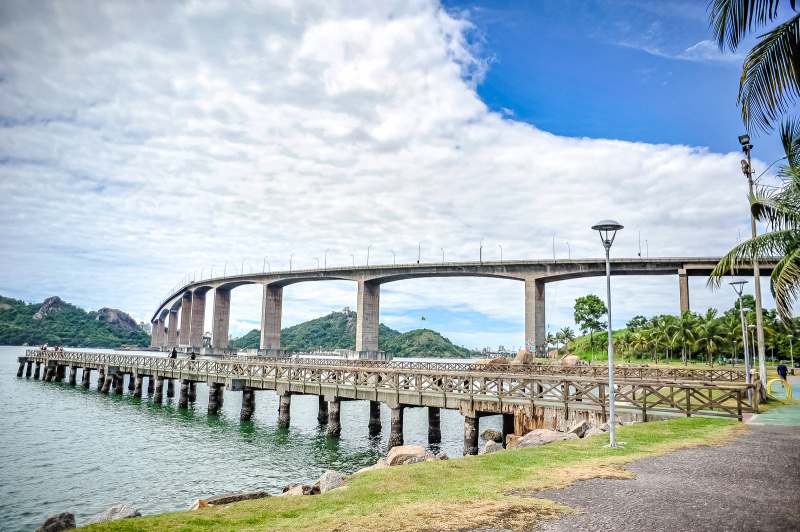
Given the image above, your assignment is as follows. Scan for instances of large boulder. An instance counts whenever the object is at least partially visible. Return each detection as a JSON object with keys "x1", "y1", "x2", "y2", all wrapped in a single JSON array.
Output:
[
  {"x1": 511, "y1": 349, "x2": 533, "y2": 365},
  {"x1": 481, "y1": 429, "x2": 503, "y2": 442},
  {"x1": 95, "y1": 308, "x2": 139, "y2": 333},
  {"x1": 387, "y1": 445, "x2": 435, "y2": 466},
  {"x1": 474, "y1": 356, "x2": 507, "y2": 365},
  {"x1": 354, "y1": 458, "x2": 390, "y2": 475},
  {"x1": 36, "y1": 512, "x2": 75, "y2": 532},
  {"x1": 317, "y1": 470, "x2": 347, "y2": 494},
  {"x1": 205, "y1": 491, "x2": 270, "y2": 506},
  {"x1": 514, "y1": 429, "x2": 570, "y2": 449},
  {"x1": 85, "y1": 504, "x2": 141, "y2": 525},
  {"x1": 279, "y1": 485, "x2": 317, "y2": 496},
  {"x1": 33, "y1": 296, "x2": 63, "y2": 321},
  {"x1": 567, "y1": 420, "x2": 592, "y2": 438},
  {"x1": 559, "y1": 354, "x2": 580, "y2": 365},
  {"x1": 479, "y1": 440, "x2": 503, "y2": 455},
  {"x1": 583, "y1": 427, "x2": 606, "y2": 438},
  {"x1": 435, "y1": 452, "x2": 449, "y2": 460},
  {"x1": 505, "y1": 434, "x2": 521, "y2": 449}
]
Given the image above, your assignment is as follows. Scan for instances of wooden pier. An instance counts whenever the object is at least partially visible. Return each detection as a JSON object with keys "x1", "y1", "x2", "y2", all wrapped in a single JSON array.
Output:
[{"x1": 19, "y1": 350, "x2": 756, "y2": 455}]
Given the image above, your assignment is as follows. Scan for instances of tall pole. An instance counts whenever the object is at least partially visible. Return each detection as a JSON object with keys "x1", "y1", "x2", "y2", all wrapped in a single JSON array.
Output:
[
  {"x1": 733, "y1": 284, "x2": 752, "y2": 404},
  {"x1": 743, "y1": 142, "x2": 768, "y2": 388},
  {"x1": 789, "y1": 335, "x2": 794, "y2": 375},
  {"x1": 325, "y1": 249, "x2": 330, "y2": 269},
  {"x1": 603, "y1": 242, "x2": 616, "y2": 448},
  {"x1": 479, "y1": 238, "x2": 483, "y2": 264},
  {"x1": 367, "y1": 245, "x2": 372, "y2": 266}
]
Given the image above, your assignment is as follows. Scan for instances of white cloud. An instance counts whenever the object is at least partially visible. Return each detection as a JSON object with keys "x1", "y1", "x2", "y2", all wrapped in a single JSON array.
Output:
[{"x1": 0, "y1": 0, "x2": 777, "y2": 349}]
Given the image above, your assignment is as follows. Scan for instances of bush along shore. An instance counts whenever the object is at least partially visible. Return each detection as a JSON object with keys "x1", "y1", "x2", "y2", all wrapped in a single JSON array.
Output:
[{"x1": 36, "y1": 417, "x2": 744, "y2": 532}]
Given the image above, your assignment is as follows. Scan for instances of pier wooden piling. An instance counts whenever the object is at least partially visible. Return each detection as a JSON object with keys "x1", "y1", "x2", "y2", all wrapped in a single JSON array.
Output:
[
  {"x1": 389, "y1": 407, "x2": 404, "y2": 449},
  {"x1": 369, "y1": 400, "x2": 381, "y2": 435},
  {"x1": 428, "y1": 407, "x2": 441, "y2": 444},
  {"x1": 241, "y1": 387, "x2": 255, "y2": 421},
  {"x1": 463, "y1": 415, "x2": 479, "y2": 456},
  {"x1": 278, "y1": 392, "x2": 291, "y2": 429},
  {"x1": 327, "y1": 399, "x2": 341, "y2": 438},
  {"x1": 317, "y1": 395, "x2": 328, "y2": 424}
]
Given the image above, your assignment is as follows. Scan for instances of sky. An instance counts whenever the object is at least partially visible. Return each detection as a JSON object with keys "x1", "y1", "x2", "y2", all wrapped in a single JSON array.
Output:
[{"x1": 0, "y1": 0, "x2": 794, "y2": 350}]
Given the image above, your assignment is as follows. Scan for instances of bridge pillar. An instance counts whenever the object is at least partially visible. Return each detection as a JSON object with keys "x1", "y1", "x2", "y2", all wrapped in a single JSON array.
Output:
[
  {"x1": 356, "y1": 280, "x2": 380, "y2": 352},
  {"x1": 26, "y1": 360, "x2": 33, "y2": 377},
  {"x1": 134, "y1": 375, "x2": 144, "y2": 398},
  {"x1": 260, "y1": 284, "x2": 283, "y2": 350},
  {"x1": 525, "y1": 278, "x2": 546, "y2": 357},
  {"x1": 114, "y1": 374, "x2": 124, "y2": 395},
  {"x1": 327, "y1": 399, "x2": 341, "y2": 438},
  {"x1": 167, "y1": 310, "x2": 179, "y2": 348},
  {"x1": 679, "y1": 269, "x2": 690, "y2": 314},
  {"x1": 388, "y1": 407, "x2": 404, "y2": 449},
  {"x1": 502, "y1": 413, "x2": 515, "y2": 448},
  {"x1": 180, "y1": 292, "x2": 193, "y2": 347},
  {"x1": 68, "y1": 366, "x2": 77, "y2": 386},
  {"x1": 101, "y1": 372, "x2": 113, "y2": 394},
  {"x1": 317, "y1": 396, "x2": 328, "y2": 424},
  {"x1": 33, "y1": 362, "x2": 41, "y2": 380},
  {"x1": 17, "y1": 360, "x2": 25, "y2": 378},
  {"x1": 241, "y1": 387, "x2": 256, "y2": 421},
  {"x1": 188, "y1": 382, "x2": 197, "y2": 402},
  {"x1": 97, "y1": 367, "x2": 105, "y2": 391},
  {"x1": 463, "y1": 415, "x2": 479, "y2": 456},
  {"x1": 208, "y1": 383, "x2": 223, "y2": 415},
  {"x1": 278, "y1": 392, "x2": 291, "y2": 429},
  {"x1": 190, "y1": 290, "x2": 206, "y2": 348},
  {"x1": 369, "y1": 401, "x2": 381, "y2": 435},
  {"x1": 428, "y1": 407, "x2": 441, "y2": 444},
  {"x1": 54, "y1": 365, "x2": 65, "y2": 383},
  {"x1": 150, "y1": 322, "x2": 157, "y2": 347},
  {"x1": 128, "y1": 373, "x2": 135, "y2": 391},
  {"x1": 167, "y1": 378, "x2": 175, "y2": 398},
  {"x1": 82, "y1": 368, "x2": 91, "y2": 388},
  {"x1": 178, "y1": 380, "x2": 190, "y2": 409},
  {"x1": 154, "y1": 377, "x2": 164, "y2": 404},
  {"x1": 147, "y1": 375, "x2": 155, "y2": 395},
  {"x1": 212, "y1": 288, "x2": 231, "y2": 349}
]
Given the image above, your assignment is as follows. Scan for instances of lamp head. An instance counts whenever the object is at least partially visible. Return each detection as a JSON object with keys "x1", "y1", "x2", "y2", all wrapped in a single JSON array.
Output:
[
  {"x1": 748, "y1": 324, "x2": 756, "y2": 329},
  {"x1": 738, "y1": 134, "x2": 750, "y2": 145},
  {"x1": 591, "y1": 220, "x2": 623, "y2": 250},
  {"x1": 788, "y1": 334, "x2": 794, "y2": 339},
  {"x1": 729, "y1": 280, "x2": 748, "y2": 296}
]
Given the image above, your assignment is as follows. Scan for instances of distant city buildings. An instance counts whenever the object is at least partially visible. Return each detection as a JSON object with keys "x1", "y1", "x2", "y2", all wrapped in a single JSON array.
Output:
[{"x1": 138, "y1": 321, "x2": 152, "y2": 333}]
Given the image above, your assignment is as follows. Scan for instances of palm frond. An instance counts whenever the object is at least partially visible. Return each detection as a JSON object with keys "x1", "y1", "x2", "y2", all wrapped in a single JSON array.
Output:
[
  {"x1": 738, "y1": 13, "x2": 800, "y2": 132},
  {"x1": 780, "y1": 116, "x2": 800, "y2": 166},
  {"x1": 770, "y1": 242, "x2": 800, "y2": 323},
  {"x1": 707, "y1": 228, "x2": 798, "y2": 288},
  {"x1": 750, "y1": 185, "x2": 800, "y2": 227},
  {"x1": 710, "y1": 0, "x2": 789, "y2": 51}
]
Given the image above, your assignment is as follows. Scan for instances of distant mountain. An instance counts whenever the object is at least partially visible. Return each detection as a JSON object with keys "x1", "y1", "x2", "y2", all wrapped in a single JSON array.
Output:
[
  {"x1": 0, "y1": 295, "x2": 150, "y2": 348},
  {"x1": 230, "y1": 311, "x2": 472, "y2": 358}
]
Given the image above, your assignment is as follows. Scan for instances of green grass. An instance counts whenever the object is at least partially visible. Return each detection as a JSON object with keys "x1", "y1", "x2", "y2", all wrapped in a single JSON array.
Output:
[{"x1": 79, "y1": 418, "x2": 745, "y2": 532}]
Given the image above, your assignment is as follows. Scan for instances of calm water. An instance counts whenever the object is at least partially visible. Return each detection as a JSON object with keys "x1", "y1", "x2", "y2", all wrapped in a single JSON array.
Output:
[{"x1": 0, "y1": 346, "x2": 500, "y2": 531}]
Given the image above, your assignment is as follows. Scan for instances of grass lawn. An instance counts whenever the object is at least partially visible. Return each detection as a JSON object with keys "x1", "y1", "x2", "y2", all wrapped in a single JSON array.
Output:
[{"x1": 80, "y1": 418, "x2": 746, "y2": 532}]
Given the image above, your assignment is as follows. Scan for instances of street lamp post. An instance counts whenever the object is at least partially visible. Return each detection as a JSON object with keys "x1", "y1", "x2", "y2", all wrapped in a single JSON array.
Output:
[
  {"x1": 223, "y1": 262, "x2": 228, "y2": 277},
  {"x1": 748, "y1": 324, "x2": 757, "y2": 370},
  {"x1": 315, "y1": 257, "x2": 319, "y2": 268},
  {"x1": 200, "y1": 268, "x2": 204, "y2": 281},
  {"x1": 418, "y1": 242, "x2": 422, "y2": 264},
  {"x1": 591, "y1": 219, "x2": 623, "y2": 448},
  {"x1": 350, "y1": 254, "x2": 355, "y2": 267},
  {"x1": 325, "y1": 249, "x2": 330, "y2": 270},
  {"x1": 289, "y1": 253, "x2": 294, "y2": 272},
  {"x1": 441, "y1": 247, "x2": 444, "y2": 264},
  {"x1": 263, "y1": 256, "x2": 268, "y2": 273},
  {"x1": 567, "y1": 242, "x2": 570, "y2": 259},
  {"x1": 730, "y1": 280, "x2": 752, "y2": 403},
  {"x1": 367, "y1": 245, "x2": 372, "y2": 266},
  {"x1": 739, "y1": 134, "x2": 768, "y2": 388},
  {"x1": 552, "y1": 234, "x2": 556, "y2": 261},
  {"x1": 499, "y1": 244, "x2": 503, "y2": 262},
  {"x1": 788, "y1": 334, "x2": 794, "y2": 375},
  {"x1": 241, "y1": 259, "x2": 247, "y2": 276},
  {"x1": 390, "y1": 250, "x2": 395, "y2": 265},
  {"x1": 210, "y1": 265, "x2": 215, "y2": 279},
  {"x1": 479, "y1": 238, "x2": 483, "y2": 264}
]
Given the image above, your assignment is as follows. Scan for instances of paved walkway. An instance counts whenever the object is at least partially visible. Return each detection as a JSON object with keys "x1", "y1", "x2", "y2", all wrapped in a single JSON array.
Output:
[{"x1": 534, "y1": 423, "x2": 800, "y2": 531}]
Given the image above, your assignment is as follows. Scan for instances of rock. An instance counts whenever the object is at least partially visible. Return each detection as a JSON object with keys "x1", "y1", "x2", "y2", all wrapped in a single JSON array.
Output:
[
  {"x1": 85, "y1": 504, "x2": 141, "y2": 525},
  {"x1": 566, "y1": 433, "x2": 579, "y2": 440},
  {"x1": 354, "y1": 458, "x2": 390, "y2": 475},
  {"x1": 515, "y1": 429, "x2": 570, "y2": 449},
  {"x1": 33, "y1": 296, "x2": 63, "y2": 320},
  {"x1": 559, "y1": 354, "x2": 580, "y2": 365},
  {"x1": 35, "y1": 512, "x2": 75, "y2": 532},
  {"x1": 317, "y1": 470, "x2": 347, "y2": 494},
  {"x1": 283, "y1": 483, "x2": 303, "y2": 493},
  {"x1": 435, "y1": 452, "x2": 449, "y2": 460},
  {"x1": 506, "y1": 434, "x2": 521, "y2": 449},
  {"x1": 583, "y1": 427, "x2": 606, "y2": 438},
  {"x1": 95, "y1": 308, "x2": 139, "y2": 333},
  {"x1": 474, "y1": 356, "x2": 507, "y2": 365},
  {"x1": 597, "y1": 423, "x2": 610, "y2": 432},
  {"x1": 279, "y1": 484, "x2": 317, "y2": 496},
  {"x1": 567, "y1": 420, "x2": 592, "y2": 438},
  {"x1": 205, "y1": 491, "x2": 270, "y2": 506},
  {"x1": 479, "y1": 440, "x2": 503, "y2": 455},
  {"x1": 623, "y1": 421, "x2": 640, "y2": 426},
  {"x1": 387, "y1": 445, "x2": 434, "y2": 466},
  {"x1": 481, "y1": 429, "x2": 503, "y2": 442},
  {"x1": 511, "y1": 349, "x2": 533, "y2": 365},
  {"x1": 189, "y1": 499, "x2": 208, "y2": 510}
]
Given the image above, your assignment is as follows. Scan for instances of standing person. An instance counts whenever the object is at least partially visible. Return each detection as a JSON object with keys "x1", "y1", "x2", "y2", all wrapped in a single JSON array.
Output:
[
  {"x1": 170, "y1": 347, "x2": 177, "y2": 358},
  {"x1": 777, "y1": 360, "x2": 789, "y2": 382}
]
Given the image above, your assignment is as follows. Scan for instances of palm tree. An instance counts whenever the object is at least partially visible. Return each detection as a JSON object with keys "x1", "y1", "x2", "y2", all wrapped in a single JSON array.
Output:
[
  {"x1": 693, "y1": 309, "x2": 728, "y2": 366},
  {"x1": 678, "y1": 311, "x2": 699, "y2": 365},
  {"x1": 710, "y1": 1, "x2": 800, "y2": 136},
  {"x1": 631, "y1": 331, "x2": 648, "y2": 362},
  {"x1": 561, "y1": 327, "x2": 575, "y2": 352}
]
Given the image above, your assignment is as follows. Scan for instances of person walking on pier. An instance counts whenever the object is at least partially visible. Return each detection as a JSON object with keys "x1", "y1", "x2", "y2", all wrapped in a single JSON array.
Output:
[{"x1": 169, "y1": 347, "x2": 177, "y2": 367}]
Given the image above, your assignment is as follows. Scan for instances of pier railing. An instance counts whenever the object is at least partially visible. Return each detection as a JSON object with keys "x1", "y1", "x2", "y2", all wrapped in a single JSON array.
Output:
[{"x1": 24, "y1": 350, "x2": 754, "y2": 420}]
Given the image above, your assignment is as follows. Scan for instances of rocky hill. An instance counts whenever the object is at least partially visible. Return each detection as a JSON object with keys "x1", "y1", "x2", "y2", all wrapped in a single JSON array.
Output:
[
  {"x1": 230, "y1": 311, "x2": 472, "y2": 358},
  {"x1": 0, "y1": 295, "x2": 150, "y2": 348}
]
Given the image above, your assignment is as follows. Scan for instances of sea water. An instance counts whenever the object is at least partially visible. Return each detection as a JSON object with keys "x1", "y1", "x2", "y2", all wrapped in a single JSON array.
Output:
[{"x1": 0, "y1": 346, "x2": 501, "y2": 531}]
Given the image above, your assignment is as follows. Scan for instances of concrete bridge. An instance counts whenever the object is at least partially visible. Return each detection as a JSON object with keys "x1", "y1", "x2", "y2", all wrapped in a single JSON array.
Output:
[
  {"x1": 150, "y1": 257, "x2": 773, "y2": 357},
  {"x1": 19, "y1": 350, "x2": 754, "y2": 455}
]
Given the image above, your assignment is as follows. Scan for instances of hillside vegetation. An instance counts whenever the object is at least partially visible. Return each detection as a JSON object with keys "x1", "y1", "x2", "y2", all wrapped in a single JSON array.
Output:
[
  {"x1": 230, "y1": 311, "x2": 471, "y2": 358},
  {"x1": 0, "y1": 295, "x2": 150, "y2": 348}
]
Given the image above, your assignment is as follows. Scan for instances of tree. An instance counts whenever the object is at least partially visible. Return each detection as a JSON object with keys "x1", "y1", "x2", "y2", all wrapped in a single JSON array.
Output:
[
  {"x1": 573, "y1": 295, "x2": 607, "y2": 353},
  {"x1": 626, "y1": 315, "x2": 648, "y2": 331},
  {"x1": 561, "y1": 327, "x2": 575, "y2": 351}
]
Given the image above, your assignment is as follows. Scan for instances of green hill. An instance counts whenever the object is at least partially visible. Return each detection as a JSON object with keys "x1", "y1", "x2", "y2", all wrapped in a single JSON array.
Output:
[
  {"x1": 0, "y1": 295, "x2": 151, "y2": 348},
  {"x1": 230, "y1": 311, "x2": 471, "y2": 358}
]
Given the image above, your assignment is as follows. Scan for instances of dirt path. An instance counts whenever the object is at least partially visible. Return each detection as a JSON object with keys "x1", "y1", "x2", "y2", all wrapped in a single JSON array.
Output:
[{"x1": 535, "y1": 424, "x2": 800, "y2": 532}]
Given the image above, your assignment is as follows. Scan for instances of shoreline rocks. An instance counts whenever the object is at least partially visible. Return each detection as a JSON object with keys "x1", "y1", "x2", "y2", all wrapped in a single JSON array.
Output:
[
  {"x1": 85, "y1": 504, "x2": 141, "y2": 525},
  {"x1": 36, "y1": 512, "x2": 75, "y2": 532}
]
